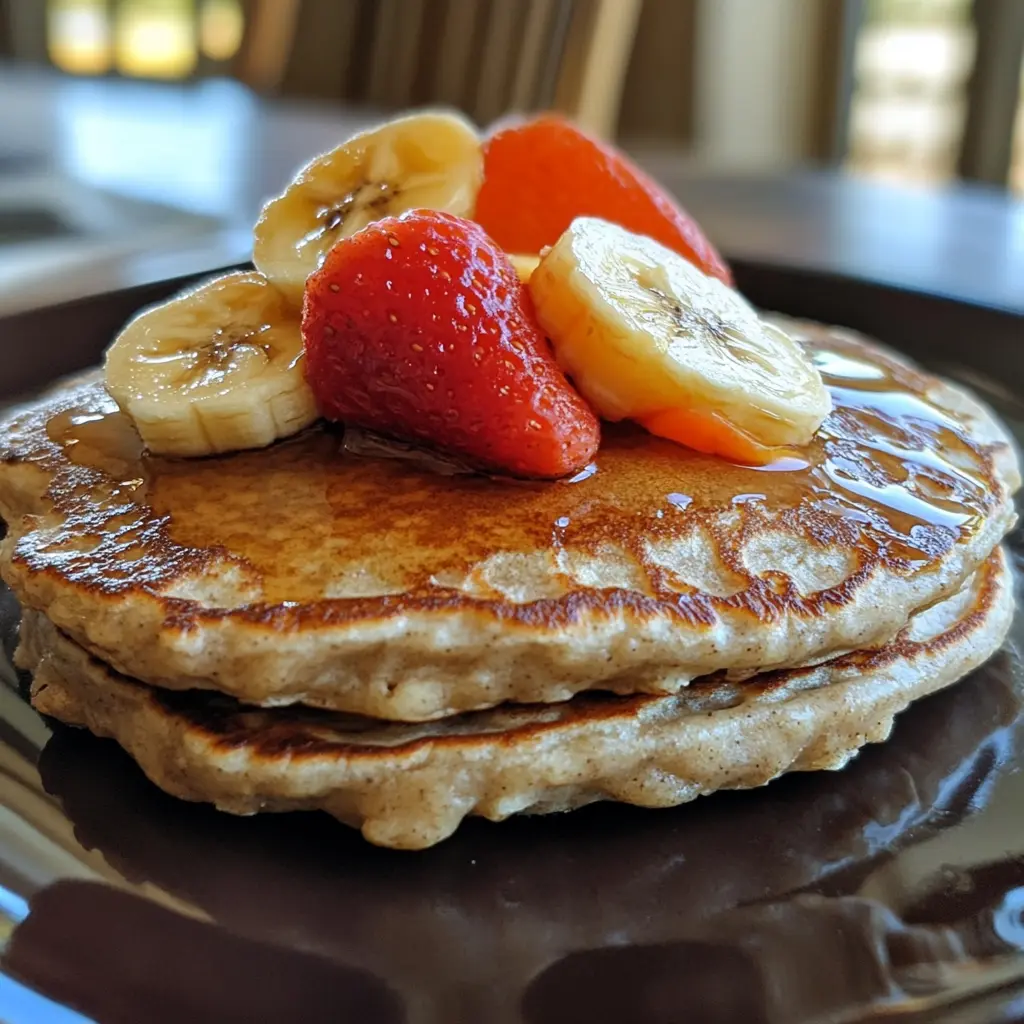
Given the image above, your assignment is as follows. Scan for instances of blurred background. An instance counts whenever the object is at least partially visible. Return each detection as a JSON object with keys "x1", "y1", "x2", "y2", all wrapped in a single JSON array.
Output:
[{"x1": 1, "y1": 0, "x2": 1023, "y2": 317}]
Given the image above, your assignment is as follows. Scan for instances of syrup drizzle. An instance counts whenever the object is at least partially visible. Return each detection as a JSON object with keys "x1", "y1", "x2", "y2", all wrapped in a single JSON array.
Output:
[
  {"x1": 46, "y1": 402, "x2": 146, "y2": 493},
  {"x1": 34, "y1": 332, "x2": 998, "y2": 606}
]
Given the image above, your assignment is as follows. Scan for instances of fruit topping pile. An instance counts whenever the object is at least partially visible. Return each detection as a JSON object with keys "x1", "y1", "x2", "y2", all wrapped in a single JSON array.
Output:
[{"x1": 103, "y1": 112, "x2": 830, "y2": 475}]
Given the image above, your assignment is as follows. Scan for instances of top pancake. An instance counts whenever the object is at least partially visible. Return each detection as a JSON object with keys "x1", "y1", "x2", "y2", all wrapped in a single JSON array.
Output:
[{"x1": 0, "y1": 318, "x2": 1019, "y2": 720}]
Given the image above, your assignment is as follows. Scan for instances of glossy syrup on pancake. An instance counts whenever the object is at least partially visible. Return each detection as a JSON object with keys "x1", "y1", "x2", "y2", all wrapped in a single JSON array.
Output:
[{"x1": 27, "y1": 329, "x2": 997, "y2": 615}]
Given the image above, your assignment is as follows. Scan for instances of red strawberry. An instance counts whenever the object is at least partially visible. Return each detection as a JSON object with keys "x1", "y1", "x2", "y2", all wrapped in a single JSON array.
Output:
[{"x1": 301, "y1": 210, "x2": 600, "y2": 479}]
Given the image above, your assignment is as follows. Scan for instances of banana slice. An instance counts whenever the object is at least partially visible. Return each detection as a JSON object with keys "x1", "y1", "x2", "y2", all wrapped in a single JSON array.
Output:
[
  {"x1": 529, "y1": 217, "x2": 831, "y2": 460},
  {"x1": 508, "y1": 253, "x2": 541, "y2": 283},
  {"x1": 104, "y1": 271, "x2": 318, "y2": 457},
  {"x1": 254, "y1": 111, "x2": 483, "y2": 307}
]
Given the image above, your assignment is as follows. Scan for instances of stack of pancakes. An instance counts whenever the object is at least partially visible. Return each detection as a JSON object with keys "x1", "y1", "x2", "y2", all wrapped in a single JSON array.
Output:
[{"x1": 1, "y1": 318, "x2": 1019, "y2": 849}]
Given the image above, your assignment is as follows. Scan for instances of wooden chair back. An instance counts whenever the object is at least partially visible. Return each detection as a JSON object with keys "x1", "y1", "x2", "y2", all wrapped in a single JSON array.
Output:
[{"x1": 233, "y1": 0, "x2": 642, "y2": 136}]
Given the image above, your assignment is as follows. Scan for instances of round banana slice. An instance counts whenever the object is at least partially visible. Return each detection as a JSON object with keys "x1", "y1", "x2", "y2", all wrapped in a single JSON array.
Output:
[
  {"x1": 253, "y1": 111, "x2": 483, "y2": 308},
  {"x1": 529, "y1": 217, "x2": 831, "y2": 458},
  {"x1": 104, "y1": 271, "x2": 318, "y2": 458}
]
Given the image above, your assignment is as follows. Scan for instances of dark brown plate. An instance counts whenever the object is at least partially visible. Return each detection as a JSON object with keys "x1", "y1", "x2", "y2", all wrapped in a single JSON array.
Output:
[{"x1": 2, "y1": 261, "x2": 1024, "y2": 1024}]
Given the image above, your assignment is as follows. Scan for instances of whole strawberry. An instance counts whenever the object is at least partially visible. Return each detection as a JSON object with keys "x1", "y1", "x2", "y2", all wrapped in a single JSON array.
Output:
[{"x1": 301, "y1": 210, "x2": 600, "y2": 478}]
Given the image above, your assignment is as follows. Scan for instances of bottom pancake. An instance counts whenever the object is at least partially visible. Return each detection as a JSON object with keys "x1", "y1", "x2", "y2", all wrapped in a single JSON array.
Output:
[{"x1": 21, "y1": 547, "x2": 1013, "y2": 850}]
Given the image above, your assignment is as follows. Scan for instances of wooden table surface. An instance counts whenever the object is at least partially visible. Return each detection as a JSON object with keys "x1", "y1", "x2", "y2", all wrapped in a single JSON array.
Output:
[{"x1": 1, "y1": 65, "x2": 1021, "y2": 398}]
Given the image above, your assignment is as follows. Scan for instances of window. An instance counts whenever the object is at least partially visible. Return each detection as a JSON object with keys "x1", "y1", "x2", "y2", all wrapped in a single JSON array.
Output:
[
  {"x1": 47, "y1": 0, "x2": 112, "y2": 75},
  {"x1": 1011, "y1": 61, "x2": 1024, "y2": 193},
  {"x1": 46, "y1": 0, "x2": 244, "y2": 79},
  {"x1": 846, "y1": 0, "x2": 975, "y2": 184}
]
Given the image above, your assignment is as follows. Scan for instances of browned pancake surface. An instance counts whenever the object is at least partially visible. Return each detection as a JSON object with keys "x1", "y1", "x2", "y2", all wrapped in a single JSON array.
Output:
[
  {"x1": 0, "y1": 320, "x2": 1018, "y2": 719},
  {"x1": 23, "y1": 548, "x2": 1015, "y2": 849}
]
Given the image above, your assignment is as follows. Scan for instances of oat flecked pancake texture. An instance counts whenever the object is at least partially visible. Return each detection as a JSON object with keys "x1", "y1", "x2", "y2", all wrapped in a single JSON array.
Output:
[
  {"x1": 0, "y1": 317, "x2": 1020, "y2": 721},
  {"x1": 21, "y1": 547, "x2": 1014, "y2": 849}
]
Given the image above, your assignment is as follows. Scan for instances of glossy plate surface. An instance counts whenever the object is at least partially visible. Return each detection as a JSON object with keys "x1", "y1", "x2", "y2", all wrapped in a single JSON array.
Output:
[{"x1": 1, "y1": 263, "x2": 1024, "y2": 1024}]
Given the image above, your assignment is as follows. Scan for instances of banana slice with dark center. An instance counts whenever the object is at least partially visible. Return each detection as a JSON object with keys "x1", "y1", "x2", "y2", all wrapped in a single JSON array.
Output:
[
  {"x1": 529, "y1": 217, "x2": 831, "y2": 460},
  {"x1": 253, "y1": 111, "x2": 483, "y2": 307},
  {"x1": 104, "y1": 271, "x2": 317, "y2": 457}
]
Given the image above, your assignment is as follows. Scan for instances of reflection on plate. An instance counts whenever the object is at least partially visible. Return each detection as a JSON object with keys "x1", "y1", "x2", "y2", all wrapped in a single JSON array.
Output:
[{"x1": 7, "y1": 649, "x2": 1020, "y2": 1024}]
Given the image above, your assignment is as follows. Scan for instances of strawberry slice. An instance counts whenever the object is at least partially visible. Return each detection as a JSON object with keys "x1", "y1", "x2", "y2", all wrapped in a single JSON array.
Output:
[
  {"x1": 302, "y1": 210, "x2": 600, "y2": 479},
  {"x1": 474, "y1": 115, "x2": 732, "y2": 284}
]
